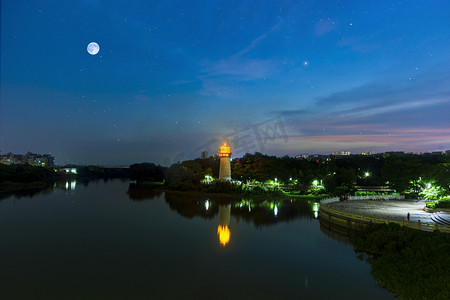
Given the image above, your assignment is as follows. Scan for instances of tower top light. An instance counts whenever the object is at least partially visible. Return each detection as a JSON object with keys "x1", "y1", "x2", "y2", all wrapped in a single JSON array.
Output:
[{"x1": 218, "y1": 142, "x2": 232, "y2": 157}]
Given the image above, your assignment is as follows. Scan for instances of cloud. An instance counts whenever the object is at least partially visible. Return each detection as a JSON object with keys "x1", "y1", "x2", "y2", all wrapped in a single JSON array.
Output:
[
  {"x1": 314, "y1": 82, "x2": 395, "y2": 107},
  {"x1": 315, "y1": 60, "x2": 450, "y2": 108},
  {"x1": 274, "y1": 127, "x2": 450, "y2": 155},
  {"x1": 338, "y1": 36, "x2": 384, "y2": 53},
  {"x1": 337, "y1": 97, "x2": 448, "y2": 118},
  {"x1": 274, "y1": 109, "x2": 313, "y2": 117},
  {"x1": 201, "y1": 58, "x2": 277, "y2": 81},
  {"x1": 232, "y1": 20, "x2": 283, "y2": 58},
  {"x1": 197, "y1": 21, "x2": 283, "y2": 95},
  {"x1": 273, "y1": 60, "x2": 450, "y2": 153},
  {"x1": 314, "y1": 18, "x2": 337, "y2": 36}
]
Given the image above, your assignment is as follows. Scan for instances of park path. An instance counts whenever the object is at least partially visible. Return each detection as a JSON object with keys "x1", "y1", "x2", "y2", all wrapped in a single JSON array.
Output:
[{"x1": 326, "y1": 199, "x2": 450, "y2": 226}]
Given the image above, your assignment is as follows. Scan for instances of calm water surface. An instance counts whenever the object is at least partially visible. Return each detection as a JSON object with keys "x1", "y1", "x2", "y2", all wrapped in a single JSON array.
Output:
[{"x1": 0, "y1": 180, "x2": 395, "y2": 299}]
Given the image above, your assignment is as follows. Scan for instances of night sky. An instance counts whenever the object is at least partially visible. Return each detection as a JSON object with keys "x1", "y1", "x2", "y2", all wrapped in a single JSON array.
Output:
[{"x1": 2, "y1": 1, "x2": 450, "y2": 165}]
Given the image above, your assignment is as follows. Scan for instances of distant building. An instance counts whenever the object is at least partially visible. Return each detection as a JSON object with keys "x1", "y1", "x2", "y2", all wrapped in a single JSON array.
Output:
[
  {"x1": 431, "y1": 151, "x2": 444, "y2": 155},
  {"x1": 0, "y1": 152, "x2": 54, "y2": 167},
  {"x1": 331, "y1": 151, "x2": 351, "y2": 156},
  {"x1": 200, "y1": 151, "x2": 209, "y2": 159},
  {"x1": 296, "y1": 154, "x2": 309, "y2": 159},
  {"x1": 359, "y1": 151, "x2": 375, "y2": 156}
]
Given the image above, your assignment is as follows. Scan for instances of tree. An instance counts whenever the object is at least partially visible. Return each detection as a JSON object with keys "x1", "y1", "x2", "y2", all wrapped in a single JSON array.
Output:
[
  {"x1": 129, "y1": 163, "x2": 165, "y2": 182},
  {"x1": 323, "y1": 168, "x2": 357, "y2": 196},
  {"x1": 164, "y1": 160, "x2": 204, "y2": 190},
  {"x1": 382, "y1": 155, "x2": 422, "y2": 193}
]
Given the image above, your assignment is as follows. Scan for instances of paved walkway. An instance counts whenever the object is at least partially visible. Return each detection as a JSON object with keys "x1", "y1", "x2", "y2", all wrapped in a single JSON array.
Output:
[{"x1": 326, "y1": 199, "x2": 450, "y2": 226}]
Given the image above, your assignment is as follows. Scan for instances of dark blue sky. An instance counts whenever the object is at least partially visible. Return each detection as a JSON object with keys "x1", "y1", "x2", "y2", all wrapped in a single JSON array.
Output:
[{"x1": 2, "y1": 0, "x2": 450, "y2": 165}]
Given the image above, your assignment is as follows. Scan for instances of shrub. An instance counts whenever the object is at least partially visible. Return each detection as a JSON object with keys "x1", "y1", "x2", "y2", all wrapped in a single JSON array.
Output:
[
  {"x1": 351, "y1": 223, "x2": 450, "y2": 300},
  {"x1": 435, "y1": 199, "x2": 450, "y2": 209},
  {"x1": 426, "y1": 201, "x2": 437, "y2": 209}
]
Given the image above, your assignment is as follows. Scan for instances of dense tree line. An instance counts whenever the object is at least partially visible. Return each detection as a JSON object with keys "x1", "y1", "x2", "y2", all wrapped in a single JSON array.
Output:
[
  {"x1": 129, "y1": 163, "x2": 165, "y2": 182},
  {"x1": 158, "y1": 152, "x2": 450, "y2": 197},
  {"x1": 0, "y1": 164, "x2": 55, "y2": 183},
  {"x1": 76, "y1": 166, "x2": 129, "y2": 178}
]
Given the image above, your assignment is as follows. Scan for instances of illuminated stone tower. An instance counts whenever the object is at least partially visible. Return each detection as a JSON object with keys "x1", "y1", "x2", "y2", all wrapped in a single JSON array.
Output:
[{"x1": 218, "y1": 141, "x2": 232, "y2": 181}]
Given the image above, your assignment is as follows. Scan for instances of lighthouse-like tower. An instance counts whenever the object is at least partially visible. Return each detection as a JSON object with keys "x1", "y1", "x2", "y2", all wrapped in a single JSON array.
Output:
[{"x1": 218, "y1": 141, "x2": 232, "y2": 181}]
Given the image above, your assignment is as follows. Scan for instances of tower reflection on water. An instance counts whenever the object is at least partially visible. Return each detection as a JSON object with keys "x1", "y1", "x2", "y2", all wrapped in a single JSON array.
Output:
[
  {"x1": 217, "y1": 204, "x2": 231, "y2": 246},
  {"x1": 128, "y1": 183, "x2": 320, "y2": 247}
]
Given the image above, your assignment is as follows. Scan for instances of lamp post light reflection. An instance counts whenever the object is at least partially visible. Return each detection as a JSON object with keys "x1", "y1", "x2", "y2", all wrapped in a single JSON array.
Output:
[{"x1": 313, "y1": 202, "x2": 319, "y2": 219}]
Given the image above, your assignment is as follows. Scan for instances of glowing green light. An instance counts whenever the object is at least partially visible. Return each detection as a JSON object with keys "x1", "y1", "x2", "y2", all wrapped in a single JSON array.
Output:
[{"x1": 313, "y1": 203, "x2": 319, "y2": 212}]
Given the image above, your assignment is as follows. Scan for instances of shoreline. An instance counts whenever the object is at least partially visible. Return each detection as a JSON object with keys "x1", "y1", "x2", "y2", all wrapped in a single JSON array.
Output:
[
  {"x1": 134, "y1": 181, "x2": 326, "y2": 201},
  {"x1": 0, "y1": 181, "x2": 53, "y2": 193}
]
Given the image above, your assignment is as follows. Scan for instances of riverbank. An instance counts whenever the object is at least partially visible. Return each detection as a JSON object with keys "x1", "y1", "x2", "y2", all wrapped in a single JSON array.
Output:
[{"x1": 0, "y1": 180, "x2": 53, "y2": 193}]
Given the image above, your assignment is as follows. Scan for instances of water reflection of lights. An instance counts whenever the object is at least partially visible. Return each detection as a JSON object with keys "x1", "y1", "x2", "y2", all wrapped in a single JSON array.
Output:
[
  {"x1": 217, "y1": 225, "x2": 230, "y2": 246},
  {"x1": 313, "y1": 202, "x2": 319, "y2": 219},
  {"x1": 274, "y1": 205, "x2": 278, "y2": 216},
  {"x1": 205, "y1": 200, "x2": 210, "y2": 210},
  {"x1": 65, "y1": 180, "x2": 77, "y2": 190},
  {"x1": 218, "y1": 204, "x2": 231, "y2": 246}
]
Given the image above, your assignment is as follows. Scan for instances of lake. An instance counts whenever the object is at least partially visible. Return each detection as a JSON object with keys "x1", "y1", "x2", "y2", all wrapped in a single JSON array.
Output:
[{"x1": 0, "y1": 179, "x2": 395, "y2": 299}]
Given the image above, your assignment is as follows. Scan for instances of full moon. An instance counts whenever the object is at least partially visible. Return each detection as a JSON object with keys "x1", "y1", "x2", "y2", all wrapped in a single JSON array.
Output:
[{"x1": 87, "y1": 42, "x2": 100, "y2": 55}]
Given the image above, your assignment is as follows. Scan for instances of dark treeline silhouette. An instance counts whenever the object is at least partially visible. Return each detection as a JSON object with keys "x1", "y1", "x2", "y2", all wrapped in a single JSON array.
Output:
[
  {"x1": 156, "y1": 152, "x2": 450, "y2": 197},
  {"x1": 76, "y1": 166, "x2": 129, "y2": 178},
  {"x1": 129, "y1": 163, "x2": 166, "y2": 182},
  {"x1": 0, "y1": 164, "x2": 55, "y2": 183},
  {"x1": 0, "y1": 164, "x2": 56, "y2": 193}
]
